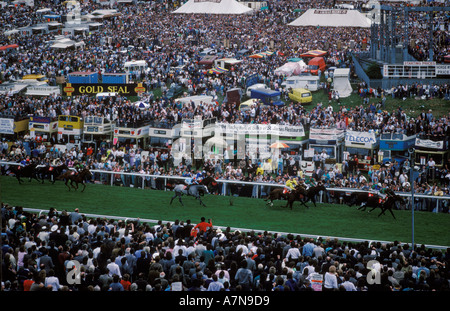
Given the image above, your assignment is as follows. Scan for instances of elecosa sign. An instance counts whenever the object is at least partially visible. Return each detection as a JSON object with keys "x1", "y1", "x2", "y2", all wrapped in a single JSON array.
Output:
[
  {"x1": 347, "y1": 135, "x2": 376, "y2": 143},
  {"x1": 345, "y1": 130, "x2": 378, "y2": 147}
]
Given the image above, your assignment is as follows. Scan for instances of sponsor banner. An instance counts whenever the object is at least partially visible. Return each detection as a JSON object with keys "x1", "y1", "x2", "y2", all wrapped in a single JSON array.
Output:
[
  {"x1": 63, "y1": 83, "x2": 146, "y2": 96},
  {"x1": 309, "y1": 128, "x2": 345, "y2": 141},
  {"x1": 345, "y1": 130, "x2": 378, "y2": 148},
  {"x1": 0, "y1": 118, "x2": 14, "y2": 134},
  {"x1": 314, "y1": 9, "x2": 347, "y2": 14},
  {"x1": 415, "y1": 138, "x2": 445, "y2": 150},
  {"x1": 403, "y1": 61, "x2": 436, "y2": 66},
  {"x1": 436, "y1": 64, "x2": 450, "y2": 75},
  {"x1": 26, "y1": 86, "x2": 61, "y2": 96},
  {"x1": 115, "y1": 126, "x2": 149, "y2": 138},
  {"x1": 216, "y1": 123, "x2": 305, "y2": 137},
  {"x1": 30, "y1": 116, "x2": 52, "y2": 123}
]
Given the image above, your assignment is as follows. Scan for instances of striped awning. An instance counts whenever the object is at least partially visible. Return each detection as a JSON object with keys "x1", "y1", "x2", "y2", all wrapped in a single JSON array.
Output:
[
  {"x1": 209, "y1": 66, "x2": 229, "y2": 74},
  {"x1": 249, "y1": 51, "x2": 274, "y2": 58}
]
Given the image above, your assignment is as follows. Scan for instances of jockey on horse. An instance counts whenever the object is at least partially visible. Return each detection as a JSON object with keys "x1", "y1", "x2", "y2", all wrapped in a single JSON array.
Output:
[
  {"x1": 185, "y1": 173, "x2": 201, "y2": 192},
  {"x1": 283, "y1": 176, "x2": 298, "y2": 194},
  {"x1": 363, "y1": 182, "x2": 392, "y2": 207}
]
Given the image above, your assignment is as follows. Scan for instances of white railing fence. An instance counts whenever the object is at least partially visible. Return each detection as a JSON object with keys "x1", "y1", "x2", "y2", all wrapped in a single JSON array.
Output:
[{"x1": 2, "y1": 161, "x2": 449, "y2": 207}]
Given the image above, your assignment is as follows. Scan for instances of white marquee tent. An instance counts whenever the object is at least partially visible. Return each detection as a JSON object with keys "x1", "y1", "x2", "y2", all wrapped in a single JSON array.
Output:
[
  {"x1": 289, "y1": 9, "x2": 372, "y2": 28},
  {"x1": 333, "y1": 68, "x2": 353, "y2": 98},
  {"x1": 274, "y1": 60, "x2": 307, "y2": 77},
  {"x1": 172, "y1": 0, "x2": 253, "y2": 15}
]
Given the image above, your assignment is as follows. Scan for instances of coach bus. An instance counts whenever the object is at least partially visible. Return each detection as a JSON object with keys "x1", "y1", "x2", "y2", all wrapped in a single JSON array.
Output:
[
  {"x1": 304, "y1": 127, "x2": 345, "y2": 173},
  {"x1": 414, "y1": 134, "x2": 450, "y2": 169},
  {"x1": 113, "y1": 120, "x2": 150, "y2": 148},
  {"x1": 379, "y1": 132, "x2": 416, "y2": 165},
  {"x1": 82, "y1": 116, "x2": 114, "y2": 150},
  {"x1": 57, "y1": 115, "x2": 84, "y2": 149},
  {"x1": 344, "y1": 130, "x2": 380, "y2": 171},
  {"x1": 29, "y1": 116, "x2": 58, "y2": 143}
]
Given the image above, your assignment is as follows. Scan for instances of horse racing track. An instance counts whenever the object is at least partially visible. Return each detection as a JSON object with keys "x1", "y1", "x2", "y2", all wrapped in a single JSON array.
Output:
[{"x1": 1, "y1": 176, "x2": 449, "y2": 248}]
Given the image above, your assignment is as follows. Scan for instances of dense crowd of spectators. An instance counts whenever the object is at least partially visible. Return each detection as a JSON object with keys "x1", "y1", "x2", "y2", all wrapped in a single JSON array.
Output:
[
  {"x1": 1, "y1": 1, "x2": 450, "y2": 293},
  {"x1": 2, "y1": 205, "x2": 449, "y2": 292}
]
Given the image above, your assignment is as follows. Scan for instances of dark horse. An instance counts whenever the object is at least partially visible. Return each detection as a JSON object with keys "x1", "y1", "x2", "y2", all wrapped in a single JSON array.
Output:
[
  {"x1": 200, "y1": 175, "x2": 219, "y2": 194},
  {"x1": 57, "y1": 168, "x2": 92, "y2": 192},
  {"x1": 378, "y1": 194, "x2": 405, "y2": 219},
  {"x1": 9, "y1": 163, "x2": 41, "y2": 184},
  {"x1": 301, "y1": 184, "x2": 328, "y2": 208},
  {"x1": 170, "y1": 184, "x2": 209, "y2": 207},
  {"x1": 265, "y1": 185, "x2": 308, "y2": 209},
  {"x1": 36, "y1": 163, "x2": 69, "y2": 184},
  {"x1": 348, "y1": 189, "x2": 405, "y2": 219}
]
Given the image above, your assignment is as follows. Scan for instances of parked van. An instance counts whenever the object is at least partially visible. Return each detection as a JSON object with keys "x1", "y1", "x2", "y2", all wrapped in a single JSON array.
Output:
[
  {"x1": 281, "y1": 75, "x2": 320, "y2": 91},
  {"x1": 239, "y1": 99, "x2": 259, "y2": 111},
  {"x1": 288, "y1": 88, "x2": 312, "y2": 104},
  {"x1": 246, "y1": 83, "x2": 267, "y2": 97},
  {"x1": 199, "y1": 48, "x2": 217, "y2": 57},
  {"x1": 306, "y1": 57, "x2": 326, "y2": 75},
  {"x1": 251, "y1": 88, "x2": 284, "y2": 107}
]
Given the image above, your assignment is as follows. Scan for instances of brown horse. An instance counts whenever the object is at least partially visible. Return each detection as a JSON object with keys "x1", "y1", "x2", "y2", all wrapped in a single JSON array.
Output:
[
  {"x1": 301, "y1": 184, "x2": 328, "y2": 208},
  {"x1": 349, "y1": 189, "x2": 405, "y2": 219},
  {"x1": 57, "y1": 168, "x2": 92, "y2": 192},
  {"x1": 265, "y1": 185, "x2": 308, "y2": 209}
]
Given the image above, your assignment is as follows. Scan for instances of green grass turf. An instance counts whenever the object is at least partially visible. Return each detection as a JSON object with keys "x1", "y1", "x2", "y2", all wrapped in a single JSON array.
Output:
[{"x1": 1, "y1": 176, "x2": 449, "y2": 247}]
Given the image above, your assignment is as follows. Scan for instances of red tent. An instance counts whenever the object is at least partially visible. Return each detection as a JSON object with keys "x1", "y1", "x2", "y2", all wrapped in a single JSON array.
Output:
[
  {"x1": 0, "y1": 44, "x2": 19, "y2": 51},
  {"x1": 299, "y1": 49, "x2": 327, "y2": 58},
  {"x1": 444, "y1": 55, "x2": 450, "y2": 63}
]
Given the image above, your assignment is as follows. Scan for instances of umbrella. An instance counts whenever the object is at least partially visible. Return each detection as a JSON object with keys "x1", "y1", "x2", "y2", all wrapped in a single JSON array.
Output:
[
  {"x1": 270, "y1": 142, "x2": 289, "y2": 149},
  {"x1": 135, "y1": 101, "x2": 150, "y2": 109}
]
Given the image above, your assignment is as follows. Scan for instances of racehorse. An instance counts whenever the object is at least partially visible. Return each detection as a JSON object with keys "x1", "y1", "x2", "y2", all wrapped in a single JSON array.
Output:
[
  {"x1": 301, "y1": 184, "x2": 328, "y2": 208},
  {"x1": 57, "y1": 168, "x2": 92, "y2": 192},
  {"x1": 169, "y1": 184, "x2": 209, "y2": 207},
  {"x1": 200, "y1": 175, "x2": 219, "y2": 194},
  {"x1": 265, "y1": 185, "x2": 309, "y2": 209},
  {"x1": 9, "y1": 163, "x2": 41, "y2": 184},
  {"x1": 378, "y1": 194, "x2": 405, "y2": 219},
  {"x1": 36, "y1": 163, "x2": 69, "y2": 184},
  {"x1": 348, "y1": 189, "x2": 405, "y2": 219}
]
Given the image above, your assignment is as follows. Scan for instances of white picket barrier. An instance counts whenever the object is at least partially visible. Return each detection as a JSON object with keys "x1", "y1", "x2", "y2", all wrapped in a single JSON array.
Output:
[{"x1": 2, "y1": 161, "x2": 449, "y2": 202}]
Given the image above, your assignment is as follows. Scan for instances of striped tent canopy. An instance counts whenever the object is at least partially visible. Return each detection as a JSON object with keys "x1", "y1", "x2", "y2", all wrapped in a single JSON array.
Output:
[
  {"x1": 299, "y1": 49, "x2": 327, "y2": 58},
  {"x1": 249, "y1": 51, "x2": 274, "y2": 58},
  {"x1": 209, "y1": 66, "x2": 229, "y2": 74}
]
